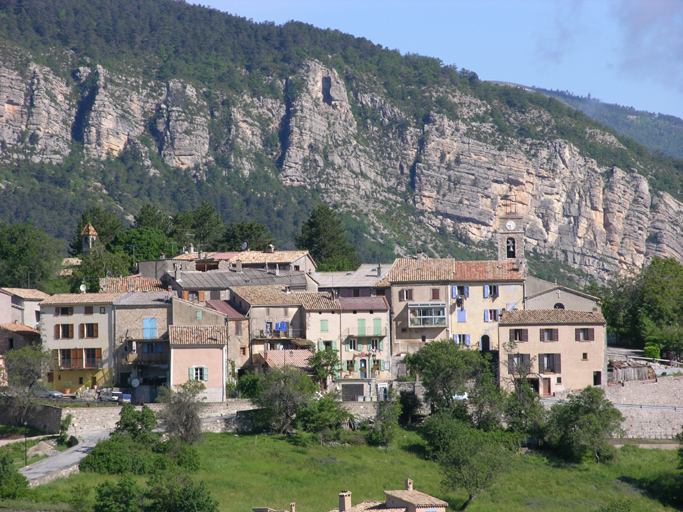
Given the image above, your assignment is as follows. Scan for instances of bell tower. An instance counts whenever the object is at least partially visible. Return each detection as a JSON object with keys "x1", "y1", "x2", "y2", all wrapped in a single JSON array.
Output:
[
  {"x1": 81, "y1": 223, "x2": 98, "y2": 255},
  {"x1": 497, "y1": 184, "x2": 524, "y2": 262}
]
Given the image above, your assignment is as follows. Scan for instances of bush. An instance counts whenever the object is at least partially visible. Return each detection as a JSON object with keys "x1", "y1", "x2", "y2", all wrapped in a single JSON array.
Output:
[
  {"x1": 299, "y1": 395, "x2": 352, "y2": 433},
  {"x1": 0, "y1": 449, "x2": 29, "y2": 499},
  {"x1": 236, "y1": 373, "x2": 263, "y2": 399},
  {"x1": 94, "y1": 475, "x2": 143, "y2": 512},
  {"x1": 80, "y1": 436, "x2": 168, "y2": 475},
  {"x1": 398, "y1": 390, "x2": 421, "y2": 425},
  {"x1": 643, "y1": 343, "x2": 660, "y2": 359}
]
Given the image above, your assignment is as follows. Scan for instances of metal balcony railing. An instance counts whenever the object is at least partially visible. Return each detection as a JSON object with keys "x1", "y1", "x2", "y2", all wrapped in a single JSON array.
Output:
[
  {"x1": 255, "y1": 328, "x2": 304, "y2": 339},
  {"x1": 342, "y1": 326, "x2": 388, "y2": 338}
]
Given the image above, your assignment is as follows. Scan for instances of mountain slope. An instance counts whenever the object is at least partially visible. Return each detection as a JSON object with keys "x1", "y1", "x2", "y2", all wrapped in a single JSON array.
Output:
[{"x1": 2, "y1": 0, "x2": 683, "y2": 283}]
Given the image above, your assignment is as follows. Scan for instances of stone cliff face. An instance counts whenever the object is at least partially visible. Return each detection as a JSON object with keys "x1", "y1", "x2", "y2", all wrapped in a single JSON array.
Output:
[{"x1": 0, "y1": 46, "x2": 681, "y2": 280}]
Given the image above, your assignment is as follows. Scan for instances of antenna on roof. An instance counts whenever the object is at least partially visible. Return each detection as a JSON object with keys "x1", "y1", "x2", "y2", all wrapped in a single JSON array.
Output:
[{"x1": 241, "y1": 242, "x2": 247, "y2": 250}]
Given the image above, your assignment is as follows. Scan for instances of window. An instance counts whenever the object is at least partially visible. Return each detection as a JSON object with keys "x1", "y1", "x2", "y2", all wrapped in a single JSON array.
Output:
[
  {"x1": 408, "y1": 303, "x2": 446, "y2": 326},
  {"x1": 60, "y1": 349, "x2": 71, "y2": 367},
  {"x1": 320, "y1": 319, "x2": 329, "y2": 332},
  {"x1": 56, "y1": 307, "x2": 73, "y2": 316},
  {"x1": 100, "y1": 307, "x2": 106, "y2": 314},
  {"x1": 582, "y1": 352, "x2": 588, "y2": 360},
  {"x1": 554, "y1": 303, "x2": 565, "y2": 310},
  {"x1": 84, "y1": 306, "x2": 93, "y2": 315},
  {"x1": 188, "y1": 291, "x2": 199, "y2": 302},
  {"x1": 346, "y1": 360, "x2": 354, "y2": 372},
  {"x1": 509, "y1": 329, "x2": 528, "y2": 342},
  {"x1": 80, "y1": 323, "x2": 98, "y2": 338},
  {"x1": 557, "y1": 377, "x2": 562, "y2": 384},
  {"x1": 453, "y1": 285, "x2": 469, "y2": 298},
  {"x1": 240, "y1": 347, "x2": 247, "y2": 356},
  {"x1": 540, "y1": 329, "x2": 558, "y2": 342},
  {"x1": 235, "y1": 322, "x2": 242, "y2": 336},
  {"x1": 539, "y1": 353, "x2": 561, "y2": 373},
  {"x1": 483, "y1": 285, "x2": 499, "y2": 298},
  {"x1": 575, "y1": 328, "x2": 595, "y2": 341},
  {"x1": 8, "y1": 338, "x2": 13, "y2": 349},
  {"x1": 143, "y1": 318, "x2": 157, "y2": 339},
  {"x1": 484, "y1": 309, "x2": 501, "y2": 322},
  {"x1": 84, "y1": 348, "x2": 101, "y2": 368},
  {"x1": 508, "y1": 353, "x2": 530, "y2": 374},
  {"x1": 353, "y1": 288, "x2": 360, "y2": 297},
  {"x1": 357, "y1": 318, "x2": 366, "y2": 336},
  {"x1": 189, "y1": 366, "x2": 209, "y2": 382},
  {"x1": 431, "y1": 288, "x2": 440, "y2": 300},
  {"x1": 54, "y1": 324, "x2": 74, "y2": 339},
  {"x1": 454, "y1": 334, "x2": 471, "y2": 346},
  {"x1": 457, "y1": 309, "x2": 467, "y2": 323},
  {"x1": 347, "y1": 338, "x2": 357, "y2": 351},
  {"x1": 370, "y1": 339, "x2": 383, "y2": 351},
  {"x1": 399, "y1": 289, "x2": 414, "y2": 301}
]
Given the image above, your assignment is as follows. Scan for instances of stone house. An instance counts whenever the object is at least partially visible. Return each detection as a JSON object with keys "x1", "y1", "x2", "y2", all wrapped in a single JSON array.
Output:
[
  {"x1": 40, "y1": 293, "x2": 125, "y2": 391},
  {"x1": 1, "y1": 288, "x2": 51, "y2": 329},
  {"x1": 205, "y1": 300, "x2": 249, "y2": 375},
  {"x1": 315, "y1": 263, "x2": 391, "y2": 298},
  {"x1": 0, "y1": 323, "x2": 41, "y2": 354},
  {"x1": 498, "y1": 309, "x2": 607, "y2": 396},
  {"x1": 524, "y1": 276, "x2": 602, "y2": 312},
  {"x1": 169, "y1": 325, "x2": 227, "y2": 402}
]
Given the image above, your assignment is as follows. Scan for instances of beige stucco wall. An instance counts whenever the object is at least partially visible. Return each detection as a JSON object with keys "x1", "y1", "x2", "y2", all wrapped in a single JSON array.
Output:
[
  {"x1": 171, "y1": 345, "x2": 226, "y2": 402},
  {"x1": 306, "y1": 310, "x2": 343, "y2": 348},
  {"x1": 499, "y1": 322, "x2": 606, "y2": 395},
  {"x1": 0, "y1": 293, "x2": 12, "y2": 324},
  {"x1": 391, "y1": 283, "x2": 450, "y2": 355},
  {"x1": 245, "y1": 305, "x2": 303, "y2": 350},
  {"x1": 11, "y1": 299, "x2": 43, "y2": 329},
  {"x1": 228, "y1": 318, "x2": 250, "y2": 372},
  {"x1": 525, "y1": 289, "x2": 601, "y2": 313}
]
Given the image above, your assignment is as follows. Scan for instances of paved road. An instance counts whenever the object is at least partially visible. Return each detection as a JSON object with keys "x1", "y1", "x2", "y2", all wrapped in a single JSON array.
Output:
[{"x1": 19, "y1": 431, "x2": 110, "y2": 484}]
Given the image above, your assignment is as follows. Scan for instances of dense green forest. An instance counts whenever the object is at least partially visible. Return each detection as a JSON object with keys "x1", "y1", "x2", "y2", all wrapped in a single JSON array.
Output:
[{"x1": 0, "y1": 0, "x2": 683, "y2": 282}]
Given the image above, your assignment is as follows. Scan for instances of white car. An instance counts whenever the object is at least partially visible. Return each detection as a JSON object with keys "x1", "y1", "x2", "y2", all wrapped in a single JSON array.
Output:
[{"x1": 35, "y1": 389, "x2": 64, "y2": 399}]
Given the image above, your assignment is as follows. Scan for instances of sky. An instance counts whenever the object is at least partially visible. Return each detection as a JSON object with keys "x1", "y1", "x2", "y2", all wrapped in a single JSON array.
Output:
[{"x1": 200, "y1": 0, "x2": 683, "y2": 119}]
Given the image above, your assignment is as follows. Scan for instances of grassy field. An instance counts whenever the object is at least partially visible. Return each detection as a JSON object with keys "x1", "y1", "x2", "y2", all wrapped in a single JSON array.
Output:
[{"x1": 5, "y1": 430, "x2": 682, "y2": 512}]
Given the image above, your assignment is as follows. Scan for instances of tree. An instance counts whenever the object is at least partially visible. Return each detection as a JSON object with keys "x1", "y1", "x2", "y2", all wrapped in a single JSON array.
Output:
[
  {"x1": 0, "y1": 449, "x2": 29, "y2": 499},
  {"x1": 113, "y1": 404, "x2": 159, "y2": 444},
  {"x1": 295, "y1": 205, "x2": 360, "y2": 271},
  {"x1": 254, "y1": 365, "x2": 315, "y2": 434},
  {"x1": 399, "y1": 390, "x2": 421, "y2": 425},
  {"x1": 421, "y1": 413, "x2": 513, "y2": 510},
  {"x1": 69, "y1": 245, "x2": 131, "y2": 292},
  {"x1": 145, "y1": 471, "x2": 218, "y2": 512},
  {"x1": 70, "y1": 206, "x2": 124, "y2": 255},
  {"x1": 108, "y1": 227, "x2": 175, "y2": 266},
  {"x1": 1, "y1": 345, "x2": 54, "y2": 424},
  {"x1": 134, "y1": 204, "x2": 172, "y2": 236},
  {"x1": 171, "y1": 201, "x2": 224, "y2": 250},
  {"x1": 94, "y1": 474, "x2": 143, "y2": 512},
  {"x1": 298, "y1": 394, "x2": 352, "y2": 433},
  {"x1": 406, "y1": 339, "x2": 486, "y2": 411},
  {"x1": 307, "y1": 347, "x2": 340, "y2": 388},
  {"x1": 468, "y1": 364, "x2": 506, "y2": 432},
  {"x1": 236, "y1": 372, "x2": 264, "y2": 399},
  {"x1": 0, "y1": 222, "x2": 63, "y2": 290},
  {"x1": 156, "y1": 381, "x2": 206, "y2": 445},
  {"x1": 545, "y1": 386, "x2": 624, "y2": 463},
  {"x1": 215, "y1": 221, "x2": 275, "y2": 252},
  {"x1": 366, "y1": 392, "x2": 402, "y2": 446}
]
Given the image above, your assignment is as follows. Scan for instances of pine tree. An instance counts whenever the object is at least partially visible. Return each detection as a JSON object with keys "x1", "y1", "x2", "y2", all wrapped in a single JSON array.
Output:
[{"x1": 295, "y1": 205, "x2": 360, "y2": 271}]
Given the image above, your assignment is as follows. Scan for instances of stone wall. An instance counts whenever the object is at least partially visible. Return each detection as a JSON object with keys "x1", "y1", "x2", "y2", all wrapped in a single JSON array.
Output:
[
  {"x1": 0, "y1": 403, "x2": 62, "y2": 433},
  {"x1": 342, "y1": 401, "x2": 380, "y2": 419}
]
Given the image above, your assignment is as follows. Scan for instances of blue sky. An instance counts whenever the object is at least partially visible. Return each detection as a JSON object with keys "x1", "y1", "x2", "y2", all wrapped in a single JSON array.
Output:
[{"x1": 201, "y1": 0, "x2": 683, "y2": 119}]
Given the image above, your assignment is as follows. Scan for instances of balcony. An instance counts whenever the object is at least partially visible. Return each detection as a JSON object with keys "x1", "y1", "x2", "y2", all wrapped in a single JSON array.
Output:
[
  {"x1": 124, "y1": 352, "x2": 170, "y2": 365},
  {"x1": 59, "y1": 359, "x2": 83, "y2": 370},
  {"x1": 255, "y1": 328, "x2": 304, "y2": 339},
  {"x1": 342, "y1": 326, "x2": 387, "y2": 338}
]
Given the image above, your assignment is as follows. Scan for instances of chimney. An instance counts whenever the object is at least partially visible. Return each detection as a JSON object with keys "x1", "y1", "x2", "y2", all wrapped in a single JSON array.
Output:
[
  {"x1": 198, "y1": 250, "x2": 203, "y2": 260},
  {"x1": 405, "y1": 478, "x2": 413, "y2": 491},
  {"x1": 174, "y1": 264, "x2": 180, "y2": 282},
  {"x1": 236, "y1": 260, "x2": 243, "y2": 273},
  {"x1": 276, "y1": 264, "x2": 280, "y2": 277},
  {"x1": 266, "y1": 244, "x2": 275, "y2": 253},
  {"x1": 190, "y1": 243, "x2": 195, "y2": 254},
  {"x1": 377, "y1": 263, "x2": 382, "y2": 277},
  {"x1": 339, "y1": 491, "x2": 351, "y2": 512},
  {"x1": 290, "y1": 503, "x2": 295, "y2": 512}
]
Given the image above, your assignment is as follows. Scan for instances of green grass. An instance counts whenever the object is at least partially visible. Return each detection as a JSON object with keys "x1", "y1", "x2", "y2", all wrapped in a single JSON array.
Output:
[{"x1": 5, "y1": 430, "x2": 682, "y2": 512}]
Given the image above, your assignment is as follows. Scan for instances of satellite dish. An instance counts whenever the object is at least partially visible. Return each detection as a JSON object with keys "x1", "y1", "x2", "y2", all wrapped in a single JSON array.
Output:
[
  {"x1": 79, "y1": 284, "x2": 87, "y2": 293},
  {"x1": 241, "y1": 242, "x2": 247, "y2": 250},
  {"x1": 131, "y1": 378, "x2": 140, "y2": 388}
]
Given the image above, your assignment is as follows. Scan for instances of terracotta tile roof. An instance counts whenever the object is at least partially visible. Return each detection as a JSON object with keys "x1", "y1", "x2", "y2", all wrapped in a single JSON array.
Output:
[
  {"x1": 59, "y1": 258, "x2": 81, "y2": 277},
  {"x1": 499, "y1": 309, "x2": 606, "y2": 325},
  {"x1": 383, "y1": 490, "x2": 449, "y2": 507},
  {"x1": 373, "y1": 276, "x2": 390, "y2": 288},
  {"x1": 80, "y1": 222, "x2": 97, "y2": 236},
  {"x1": 205, "y1": 300, "x2": 246, "y2": 319},
  {"x1": 100, "y1": 276, "x2": 166, "y2": 293},
  {"x1": 40, "y1": 293, "x2": 125, "y2": 305},
  {"x1": 209, "y1": 252, "x2": 240, "y2": 260},
  {"x1": 338, "y1": 296, "x2": 389, "y2": 311},
  {"x1": 169, "y1": 325, "x2": 227, "y2": 345},
  {"x1": 232, "y1": 286, "x2": 340, "y2": 310},
  {"x1": 1, "y1": 288, "x2": 51, "y2": 300},
  {"x1": 0, "y1": 323, "x2": 41, "y2": 335},
  {"x1": 229, "y1": 250, "x2": 311, "y2": 265},
  {"x1": 172, "y1": 252, "x2": 217, "y2": 261},
  {"x1": 262, "y1": 349, "x2": 313, "y2": 369},
  {"x1": 387, "y1": 258, "x2": 524, "y2": 283}
]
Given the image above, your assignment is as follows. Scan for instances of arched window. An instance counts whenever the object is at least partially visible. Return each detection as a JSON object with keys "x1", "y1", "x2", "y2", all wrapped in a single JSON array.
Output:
[
  {"x1": 480, "y1": 335, "x2": 490, "y2": 352},
  {"x1": 506, "y1": 238, "x2": 516, "y2": 258},
  {"x1": 554, "y1": 303, "x2": 565, "y2": 310}
]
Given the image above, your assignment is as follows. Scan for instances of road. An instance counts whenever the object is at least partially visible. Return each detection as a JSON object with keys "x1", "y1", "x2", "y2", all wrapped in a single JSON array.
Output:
[{"x1": 19, "y1": 431, "x2": 110, "y2": 485}]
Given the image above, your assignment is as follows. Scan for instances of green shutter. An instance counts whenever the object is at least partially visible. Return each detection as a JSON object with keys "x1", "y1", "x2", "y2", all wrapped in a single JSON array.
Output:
[
  {"x1": 188, "y1": 367, "x2": 194, "y2": 381},
  {"x1": 379, "y1": 340, "x2": 384, "y2": 351},
  {"x1": 354, "y1": 359, "x2": 359, "y2": 371},
  {"x1": 373, "y1": 318, "x2": 381, "y2": 335},
  {"x1": 203, "y1": 367, "x2": 209, "y2": 382},
  {"x1": 380, "y1": 360, "x2": 385, "y2": 371},
  {"x1": 321, "y1": 319, "x2": 328, "y2": 332},
  {"x1": 358, "y1": 319, "x2": 366, "y2": 336},
  {"x1": 318, "y1": 340, "x2": 324, "y2": 351},
  {"x1": 345, "y1": 339, "x2": 349, "y2": 351},
  {"x1": 332, "y1": 340, "x2": 337, "y2": 350}
]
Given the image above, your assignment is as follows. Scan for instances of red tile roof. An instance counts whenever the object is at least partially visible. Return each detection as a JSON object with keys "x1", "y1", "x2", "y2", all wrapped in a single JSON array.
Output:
[
  {"x1": 383, "y1": 490, "x2": 448, "y2": 507},
  {"x1": 169, "y1": 325, "x2": 227, "y2": 345},
  {"x1": 80, "y1": 223, "x2": 98, "y2": 236},
  {"x1": 99, "y1": 276, "x2": 166, "y2": 292},
  {"x1": 41, "y1": 293, "x2": 125, "y2": 305},
  {"x1": 387, "y1": 258, "x2": 524, "y2": 283},
  {"x1": 1, "y1": 288, "x2": 51, "y2": 300},
  {"x1": 231, "y1": 286, "x2": 341, "y2": 310},
  {"x1": 0, "y1": 323, "x2": 41, "y2": 335},
  {"x1": 338, "y1": 296, "x2": 389, "y2": 311},
  {"x1": 205, "y1": 300, "x2": 246, "y2": 319},
  {"x1": 499, "y1": 309, "x2": 606, "y2": 325},
  {"x1": 229, "y1": 250, "x2": 311, "y2": 265}
]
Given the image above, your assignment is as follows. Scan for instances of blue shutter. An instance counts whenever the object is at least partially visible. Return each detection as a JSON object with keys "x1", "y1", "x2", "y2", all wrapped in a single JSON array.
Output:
[
  {"x1": 484, "y1": 310, "x2": 490, "y2": 322},
  {"x1": 345, "y1": 339, "x2": 349, "y2": 351},
  {"x1": 484, "y1": 285, "x2": 490, "y2": 298},
  {"x1": 452, "y1": 286, "x2": 457, "y2": 299},
  {"x1": 465, "y1": 335, "x2": 471, "y2": 346},
  {"x1": 457, "y1": 309, "x2": 467, "y2": 322},
  {"x1": 453, "y1": 334, "x2": 458, "y2": 343},
  {"x1": 282, "y1": 322, "x2": 288, "y2": 333},
  {"x1": 465, "y1": 286, "x2": 470, "y2": 298}
]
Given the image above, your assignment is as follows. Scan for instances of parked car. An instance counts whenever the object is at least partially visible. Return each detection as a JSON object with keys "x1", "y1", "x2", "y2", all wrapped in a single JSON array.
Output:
[
  {"x1": 100, "y1": 390, "x2": 131, "y2": 404},
  {"x1": 34, "y1": 389, "x2": 64, "y2": 399}
]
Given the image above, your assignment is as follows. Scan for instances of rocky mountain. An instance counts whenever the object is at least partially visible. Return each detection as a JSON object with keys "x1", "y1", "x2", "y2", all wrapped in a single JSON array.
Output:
[{"x1": 1, "y1": 0, "x2": 683, "y2": 283}]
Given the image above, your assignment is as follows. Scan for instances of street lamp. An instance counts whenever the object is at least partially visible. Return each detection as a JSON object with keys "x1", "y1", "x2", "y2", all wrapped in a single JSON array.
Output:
[{"x1": 24, "y1": 421, "x2": 27, "y2": 466}]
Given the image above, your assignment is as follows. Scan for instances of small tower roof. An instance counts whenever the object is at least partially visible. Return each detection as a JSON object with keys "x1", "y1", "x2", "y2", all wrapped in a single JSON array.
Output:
[{"x1": 80, "y1": 223, "x2": 98, "y2": 236}]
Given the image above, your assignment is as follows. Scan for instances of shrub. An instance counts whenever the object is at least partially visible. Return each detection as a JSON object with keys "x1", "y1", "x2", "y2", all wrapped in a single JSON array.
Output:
[
  {"x1": 0, "y1": 449, "x2": 29, "y2": 499},
  {"x1": 299, "y1": 395, "x2": 352, "y2": 433},
  {"x1": 80, "y1": 436, "x2": 166, "y2": 475},
  {"x1": 643, "y1": 343, "x2": 660, "y2": 359},
  {"x1": 398, "y1": 390, "x2": 421, "y2": 425},
  {"x1": 94, "y1": 475, "x2": 143, "y2": 512}
]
